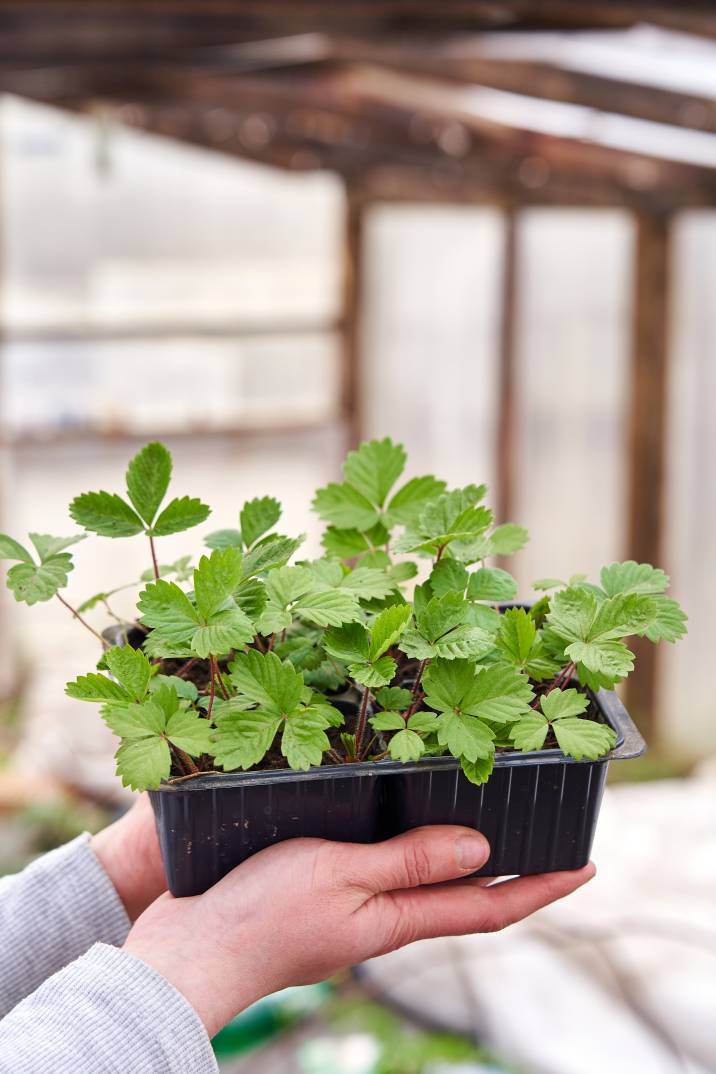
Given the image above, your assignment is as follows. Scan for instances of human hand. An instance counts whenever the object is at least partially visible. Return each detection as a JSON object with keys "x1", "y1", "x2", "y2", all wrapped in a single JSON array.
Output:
[
  {"x1": 91, "y1": 793, "x2": 166, "y2": 922},
  {"x1": 123, "y1": 825, "x2": 594, "y2": 1036}
]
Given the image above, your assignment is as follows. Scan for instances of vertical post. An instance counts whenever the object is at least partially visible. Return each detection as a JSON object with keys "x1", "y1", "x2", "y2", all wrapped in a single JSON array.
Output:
[
  {"x1": 623, "y1": 211, "x2": 672, "y2": 739},
  {"x1": 496, "y1": 209, "x2": 518, "y2": 558},
  {"x1": 340, "y1": 184, "x2": 365, "y2": 451}
]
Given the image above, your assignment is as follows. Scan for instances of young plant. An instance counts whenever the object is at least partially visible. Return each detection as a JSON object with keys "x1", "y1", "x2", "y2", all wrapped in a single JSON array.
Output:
[{"x1": 0, "y1": 437, "x2": 687, "y2": 792}]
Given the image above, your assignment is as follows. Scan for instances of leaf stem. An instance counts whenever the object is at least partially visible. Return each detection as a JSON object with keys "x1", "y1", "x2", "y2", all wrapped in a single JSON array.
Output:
[
  {"x1": 169, "y1": 741, "x2": 199, "y2": 776},
  {"x1": 214, "y1": 660, "x2": 230, "y2": 700},
  {"x1": 56, "y1": 593, "x2": 109, "y2": 648},
  {"x1": 148, "y1": 534, "x2": 160, "y2": 580},
  {"x1": 405, "y1": 659, "x2": 429, "y2": 718},
  {"x1": 327, "y1": 748, "x2": 344, "y2": 765},
  {"x1": 206, "y1": 657, "x2": 217, "y2": 720},
  {"x1": 355, "y1": 687, "x2": 371, "y2": 759},
  {"x1": 175, "y1": 657, "x2": 198, "y2": 680}
]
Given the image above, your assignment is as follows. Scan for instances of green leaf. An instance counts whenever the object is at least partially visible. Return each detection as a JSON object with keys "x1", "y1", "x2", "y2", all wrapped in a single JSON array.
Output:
[
  {"x1": 193, "y1": 547, "x2": 244, "y2": 621},
  {"x1": 400, "y1": 592, "x2": 493, "y2": 662},
  {"x1": 385, "y1": 475, "x2": 448, "y2": 527},
  {"x1": 28, "y1": 533, "x2": 85, "y2": 562},
  {"x1": 375, "y1": 686, "x2": 413, "y2": 712},
  {"x1": 323, "y1": 622, "x2": 370, "y2": 665},
  {"x1": 229, "y1": 649, "x2": 304, "y2": 715},
  {"x1": 489, "y1": 523, "x2": 529, "y2": 555},
  {"x1": 102, "y1": 700, "x2": 167, "y2": 740},
  {"x1": 437, "y1": 710, "x2": 495, "y2": 763},
  {"x1": 116, "y1": 736, "x2": 171, "y2": 790},
  {"x1": 546, "y1": 588, "x2": 655, "y2": 681},
  {"x1": 553, "y1": 718, "x2": 616, "y2": 761},
  {"x1": 496, "y1": 607, "x2": 536, "y2": 665},
  {"x1": 406, "y1": 711, "x2": 440, "y2": 733},
  {"x1": 0, "y1": 535, "x2": 33, "y2": 563},
  {"x1": 510, "y1": 714, "x2": 549, "y2": 753},
  {"x1": 429, "y1": 559, "x2": 468, "y2": 597},
  {"x1": 234, "y1": 578, "x2": 267, "y2": 621},
  {"x1": 191, "y1": 605, "x2": 255, "y2": 659},
  {"x1": 241, "y1": 534, "x2": 305, "y2": 578},
  {"x1": 343, "y1": 437, "x2": 406, "y2": 508},
  {"x1": 369, "y1": 711, "x2": 406, "y2": 731},
  {"x1": 395, "y1": 490, "x2": 492, "y2": 555},
  {"x1": 388, "y1": 728, "x2": 425, "y2": 762},
  {"x1": 340, "y1": 566, "x2": 396, "y2": 600},
  {"x1": 312, "y1": 483, "x2": 380, "y2": 531},
  {"x1": 213, "y1": 708, "x2": 281, "y2": 770},
  {"x1": 294, "y1": 588, "x2": 362, "y2": 628},
  {"x1": 321, "y1": 527, "x2": 371, "y2": 560},
  {"x1": 349, "y1": 655, "x2": 396, "y2": 688},
  {"x1": 424, "y1": 659, "x2": 534, "y2": 724},
  {"x1": 567, "y1": 639, "x2": 634, "y2": 679},
  {"x1": 304, "y1": 698, "x2": 344, "y2": 728},
  {"x1": 151, "y1": 496, "x2": 211, "y2": 537},
  {"x1": 204, "y1": 528, "x2": 242, "y2": 551},
  {"x1": 166, "y1": 708, "x2": 214, "y2": 756},
  {"x1": 138, "y1": 579, "x2": 200, "y2": 650},
  {"x1": 66, "y1": 672, "x2": 129, "y2": 703},
  {"x1": 370, "y1": 603, "x2": 412, "y2": 660},
  {"x1": 149, "y1": 674, "x2": 199, "y2": 702},
  {"x1": 533, "y1": 577, "x2": 566, "y2": 592},
  {"x1": 104, "y1": 645, "x2": 152, "y2": 701},
  {"x1": 125, "y1": 442, "x2": 172, "y2": 526},
  {"x1": 388, "y1": 561, "x2": 418, "y2": 583},
  {"x1": 70, "y1": 491, "x2": 144, "y2": 538},
  {"x1": 599, "y1": 560, "x2": 669, "y2": 598},
  {"x1": 467, "y1": 567, "x2": 518, "y2": 602},
  {"x1": 240, "y1": 496, "x2": 281, "y2": 549},
  {"x1": 7, "y1": 555, "x2": 74, "y2": 604},
  {"x1": 644, "y1": 595, "x2": 688, "y2": 643},
  {"x1": 540, "y1": 687, "x2": 590, "y2": 721},
  {"x1": 282, "y1": 710, "x2": 331, "y2": 769},
  {"x1": 460, "y1": 754, "x2": 495, "y2": 785}
]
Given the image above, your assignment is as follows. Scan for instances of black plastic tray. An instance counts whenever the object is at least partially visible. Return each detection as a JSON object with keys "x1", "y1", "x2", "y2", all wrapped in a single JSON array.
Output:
[{"x1": 149, "y1": 689, "x2": 645, "y2": 897}]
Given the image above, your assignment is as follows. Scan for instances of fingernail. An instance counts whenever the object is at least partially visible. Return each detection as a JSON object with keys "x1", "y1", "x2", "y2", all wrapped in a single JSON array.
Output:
[{"x1": 455, "y1": 834, "x2": 489, "y2": 870}]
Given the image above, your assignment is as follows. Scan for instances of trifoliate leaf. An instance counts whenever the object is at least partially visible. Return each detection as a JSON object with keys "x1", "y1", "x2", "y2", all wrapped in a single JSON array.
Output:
[
  {"x1": 424, "y1": 659, "x2": 534, "y2": 725},
  {"x1": 546, "y1": 588, "x2": 655, "y2": 681},
  {"x1": 599, "y1": 560, "x2": 669, "y2": 598},
  {"x1": 540, "y1": 688, "x2": 590, "y2": 721},
  {"x1": 282, "y1": 709, "x2": 331, "y2": 769},
  {"x1": 70, "y1": 491, "x2": 144, "y2": 538},
  {"x1": 342, "y1": 437, "x2": 406, "y2": 508},
  {"x1": 151, "y1": 495, "x2": 211, "y2": 537},
  {"x1": 6, "y1": 554, "x2": 74, "y2": 604},
  {"x1": 395, "y1": 489, "x2": 492, "y2": 556},
  {"x1": 400, "y1": 592, "x2": 493, "y2": 662},
  {"x1": 138, "y1": 579, "x2": 200, "y2": 648},
  {"x1": 229, "y1": 649, "x2": 304, "y2": 715},
  {"x1": 193, "y1": 547, "x2": 244, "y2": 621},
  {"x1": 429, "y1": 558, "x2": 468, "y2": 597},
  {"x1": 375, "y1": 686, "x2": 413, "y2": 712},
  {"x1": 204, "y1": 528, "x2": 242, "y2": 551},
  {"x1": 240, "y1": 496, "x2": 281, "y2": 549},
  {"x1": 553, "y1": 718, "x2": 616, "y2": 761},
  {"x1": 385, "y1": 475, "x2": 448, "y2": 527},
  {"x1": 0, "y1": 534, "x2": 33, "y2": 563},
  {"x1": 28, "y1": 533, "x2": 86, "y2": 562},
  {"x1": 104, "y1": 645, "x2": 152, "y2": 701},
  {"x1": 644, "y1": 595, "x2": 688, "y2": 643},
  {"x1": 241, "y1": 534, "x2": 304, "y2": 578},
  {"x1": 437, "y1": 710, "x2": 495, "y2": 763},
  {"x1": 388, "y1": 728, "x2": 425, "y2": 762},
  {"x1": 312, "y1": 483, "x2": 380, "y2": 531},
  {"x1": 116, "y1": 737, "x2": 171, "y2": 791},
  {"x1": 213, "y1": 708, "x2": 281, "y2": 770},
  {"x1": 467, "y1": 567, "x2": 518, "y2": 602},
  {"x1": 460, "y1": 754, "x2": 495, "y2": 786},
  {"x1": 125, "y1": 442, "x2": 172, "y2": 526},
  {"x1": 369, "y1": 711, "x2": 406, "y2": 731},
  {"x1": 510, "y1": 714, "x2": 549, "y2": 753},
  {"x1": 66, "y1": 672, "x2": 129, "y2": 703}
]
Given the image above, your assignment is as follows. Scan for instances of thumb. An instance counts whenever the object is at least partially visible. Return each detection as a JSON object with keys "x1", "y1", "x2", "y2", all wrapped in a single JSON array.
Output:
[{"x1": 337, "y1": 825, "x2": 491, "y2": 896}]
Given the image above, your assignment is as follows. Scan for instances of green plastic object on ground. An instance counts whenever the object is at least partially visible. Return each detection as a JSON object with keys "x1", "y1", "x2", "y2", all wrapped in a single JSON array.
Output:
[{"x1": 211, "y1": 983, "x2": 331, "y2": 1059}]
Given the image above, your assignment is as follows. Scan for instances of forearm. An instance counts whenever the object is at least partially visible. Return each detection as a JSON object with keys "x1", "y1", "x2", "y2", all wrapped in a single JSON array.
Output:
[
  {"x1": 0, "y1": 944, "x2": 217, "y2": 1074},
  {"x1": 0, "y1": 834, "x2": 129, "y2": 1017}
]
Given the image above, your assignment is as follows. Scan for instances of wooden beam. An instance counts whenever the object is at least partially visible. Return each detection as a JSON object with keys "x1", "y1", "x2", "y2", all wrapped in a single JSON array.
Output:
[
  {"x1": 340, "y1": 185, "x2": 365, "y2": 450},
  {"x1": 496, "y1": 209, "x2": 518, "y2": 547},
  {"x1": 623, "y1": 210, "x2": 672, "y2": 740}
]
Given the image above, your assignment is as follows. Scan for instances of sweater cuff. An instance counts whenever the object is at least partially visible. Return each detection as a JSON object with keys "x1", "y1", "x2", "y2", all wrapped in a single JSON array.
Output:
[{"x1": 0, "y1": 943, "x2": 217, "y2": 1074}]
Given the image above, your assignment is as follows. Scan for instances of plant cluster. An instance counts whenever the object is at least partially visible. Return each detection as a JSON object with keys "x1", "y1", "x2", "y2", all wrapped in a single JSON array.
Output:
[{"x1": 0, "y1": 439, "x2": 687, "y2": 792}]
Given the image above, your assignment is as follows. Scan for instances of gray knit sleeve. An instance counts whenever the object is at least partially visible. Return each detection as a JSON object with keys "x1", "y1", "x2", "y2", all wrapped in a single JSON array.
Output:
[
  {"x1": 0, "y1": 943, "x2": 218, "y2": 1074},
  {"x1": 0, "y1": 833, "x2": 130, "y2": 1017}
]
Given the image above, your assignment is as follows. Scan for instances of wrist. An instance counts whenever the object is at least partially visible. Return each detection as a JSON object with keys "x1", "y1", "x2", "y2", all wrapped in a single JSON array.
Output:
[{"x1": 91, "y1": 797, "x2": 166, "y2": 922}]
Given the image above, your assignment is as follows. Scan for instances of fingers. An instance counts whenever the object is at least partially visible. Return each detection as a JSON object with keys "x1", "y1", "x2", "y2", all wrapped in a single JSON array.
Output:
[
  {"x1": 332, "y1": 825, "x2": 491, "y2": 896},
  {"x1": 368, "y1": 863, "x2": 595, "y2": 950}
]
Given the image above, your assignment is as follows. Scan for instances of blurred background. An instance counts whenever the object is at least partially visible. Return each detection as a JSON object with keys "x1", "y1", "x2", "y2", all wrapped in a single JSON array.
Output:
[{"x1": 0, "y1": 4, "x2": 714, "y2": 1073}]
